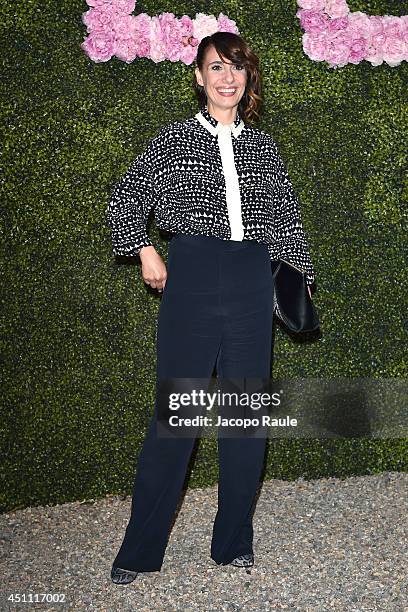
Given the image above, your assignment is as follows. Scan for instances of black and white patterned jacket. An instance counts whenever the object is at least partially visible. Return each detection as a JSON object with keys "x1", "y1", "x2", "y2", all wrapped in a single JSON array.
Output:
[{"x1": 106, "y1": 105, "x2": 316, "y2": 284}]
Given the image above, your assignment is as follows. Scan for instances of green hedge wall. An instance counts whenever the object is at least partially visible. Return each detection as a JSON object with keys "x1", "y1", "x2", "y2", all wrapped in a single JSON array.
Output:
[{"x1": 1, "y1": 0, "x2": 407, "y2": 513}]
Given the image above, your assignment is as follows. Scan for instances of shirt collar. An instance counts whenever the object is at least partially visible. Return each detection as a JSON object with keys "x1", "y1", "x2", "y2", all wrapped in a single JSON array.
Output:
[{"x1": 194, "y1": 104, "x2": 245, "y2": 139}]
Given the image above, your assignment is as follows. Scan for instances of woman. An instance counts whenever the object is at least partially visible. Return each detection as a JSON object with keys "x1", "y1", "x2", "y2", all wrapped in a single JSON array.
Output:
[{"x1": 107, "y1": 32, "x2": 315, "y2": 585}]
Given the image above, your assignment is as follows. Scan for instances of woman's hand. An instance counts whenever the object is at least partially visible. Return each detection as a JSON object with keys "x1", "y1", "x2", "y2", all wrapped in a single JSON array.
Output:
[
  {"x1": 139, "y1": 246, "x2": 167, "y2": 292},
  {"x1": 307, "y1": 285, "x2": 312, "y2": 298}
]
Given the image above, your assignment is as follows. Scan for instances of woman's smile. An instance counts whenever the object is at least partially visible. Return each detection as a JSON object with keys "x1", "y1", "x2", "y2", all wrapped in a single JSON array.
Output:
[{"x1": 216, "y1": 87, "x2": 238, "y2": 97}]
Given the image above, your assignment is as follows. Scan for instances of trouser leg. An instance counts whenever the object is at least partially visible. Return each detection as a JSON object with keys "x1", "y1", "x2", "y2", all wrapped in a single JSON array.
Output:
[
  {"x1": 113, "y1": 285, "x2": 223, "y2": 572},
  {"x1": 211, "y1": 276, "x2": 274, "y2": 565}
]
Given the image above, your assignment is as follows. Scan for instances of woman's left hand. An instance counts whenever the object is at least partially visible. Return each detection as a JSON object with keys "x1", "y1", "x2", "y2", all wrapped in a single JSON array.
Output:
[{"x1": 307, "y1": 285, "x2": 312, "y2": 298}]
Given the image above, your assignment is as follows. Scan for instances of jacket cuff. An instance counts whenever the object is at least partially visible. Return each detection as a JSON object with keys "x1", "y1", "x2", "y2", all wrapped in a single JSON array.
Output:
[{"x1": 112, "y1": 237, "x2": 153, "y2": 257}]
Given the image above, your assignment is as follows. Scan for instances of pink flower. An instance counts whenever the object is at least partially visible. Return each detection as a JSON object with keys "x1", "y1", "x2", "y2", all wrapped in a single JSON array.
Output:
[
  {"x1": 193, "y1": 13, "x2": 219, "y2": 42},
  {"x1": 324, "y1": 29, "x2": 353, "y2": 66},
  {"x1": 82, "y1": 7, "x2": 116, "y2": 33},
  {"x1": 382, "y1": 33, "x2": 406, "y2": 67},
  {"x1": 367, "y1": 15, "x2": 385, "y2": 38},
  {"x1": 178, "y1": 15, "x2": 199, "y2": 65},
  {"x1": 81, "y1": 29, "x2": 116, "y2": 62},
  {"x1": 302, "y1": 32, "x2": 329, "y2": 61},
  {"x1": 114, "y1": 37, "x2": 139, "y2": 62},
  {"x1": 158, "y1": 12, "x2": 184, "y2": 62},
  {"x1": 298, "y1": 1, "x2": 408, "y2": 67},
  {"x1": 347, "y1": 11, "x2": 371, "y2": 36},
  {"x1": 348, "y1": 37, "x2": 369, "y2": 64},
  {"x1": 382, "y1": 15, "x2": 404, "y2": 39},
  {"x1": 113, "y1": 0, "x2": 136, "y2": 13},
  {"x1": 217, "y1": 12, "x2": 239, "y2": 34},
  {"x1": 362, "y1": 16, "x2": 384, "y2": 65},
  {"x1": 112, "y1": 13, "x2": 136, "y2": 39},
  {"x1": 365, "y1": 46, "x2": 384, "y2": 66},
  {"x1": 180, "y1": 15, "x2": 194, "y2": 37},
  {"x1": 81, "y1": 2, "x2": 408, "y2": 68},
  {"x1": 132, "y1": 13, "x2": 152, "y2": 58},
  {"x1": 149, "y1": 15, "x2": 167, "y2": 63},
  {"x1": 327, "y1": 16, "x2": 348, "y2": 33},
  {"x1": 179, "y1": 44, "x2": 198, "y2": 65},
  {"x1": 297, "y1": 9, "x2": 330, "y2": 34},
  {"x1": 324, "y1": 0, "x2": 350, "y2": 20}
]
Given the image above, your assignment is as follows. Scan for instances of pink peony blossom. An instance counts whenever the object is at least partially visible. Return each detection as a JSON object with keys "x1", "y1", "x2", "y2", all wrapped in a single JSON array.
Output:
[
  {"x1": 114, "y1": 37, "x2": 139, "y2": 63},
  {"x1": 297, "y1": 9, "x2": 330, "y2": 34},
  {"x1": 382, "y1": 15, "x2": 404, "y2": 39},
  {"x1": 193, "y1": 13, "x2": 219, "y2": 42},
  {"x1": 158, "y1": 12, "x2": 184, "y2": 62},
  {"x1": 302, "y1": 32, "x2": 329, "y2": 61},
  {"x1": 82, "y1": 7, "x2": 116, "y2": 33},
  {"x1": 113, "y1": 0, "x2": 136, "y2": 13},
  {"x1": 178, "y1": 15, "x2": 199, "y2": 65},
  {"x1": 217, "y1": 13, "x2": 239, "y2": 34},
  {"x1": 132, "y1": 13, "x2": 152, "y2": 58},
  {"x1": 179, "y1": 14, "x2": 194, "y2": 40},
  {"x1": 81, "y1": 29, "x2": 116, "y2": 62},
  {"x1": 324, "y1": 29, "x2": 354, "y2": 66},
  {"x1": 324, "y1": 0, "x2": 350, "y2": 20},
  {"x1": 327, "y1": 16, "x2": 348, "y2": 33},
  {"x1": 367, "y1": 15, "x2": 385, "y2": 38},
  {"x1": 149, "y1": 15, "x2": 167, "y2": 63},
  {"x1": 347, "y1": 11, "x2": 371, "y2": 37},
  {"x1": 348, "y1": 37, "x2": 370, "y2": 64},
  {"x1": 111, "y1": 13, "x2": 137, "y2": 39},
  {"x1": 179, "y1": 44, "x2": 198, "y2": 65},
  {"x1": 382, "y1": 31, "x2": 406, "y2": 67}
]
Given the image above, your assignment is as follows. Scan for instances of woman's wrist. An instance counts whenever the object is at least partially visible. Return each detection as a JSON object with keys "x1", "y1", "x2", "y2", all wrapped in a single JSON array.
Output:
[{"x1": 139, "y1": 245, "x2": 155, "y2": 257}]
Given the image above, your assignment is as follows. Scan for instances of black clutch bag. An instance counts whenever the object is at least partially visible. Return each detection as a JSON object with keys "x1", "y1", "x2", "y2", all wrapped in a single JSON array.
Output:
[{"x1": 271, "y1": 260, "x2": 320, "y2": 333}]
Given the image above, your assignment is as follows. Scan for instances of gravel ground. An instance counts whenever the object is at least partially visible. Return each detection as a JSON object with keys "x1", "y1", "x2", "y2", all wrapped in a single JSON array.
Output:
[{"x1": 1, "y1": 472, "x2": 407, "y2": 611}]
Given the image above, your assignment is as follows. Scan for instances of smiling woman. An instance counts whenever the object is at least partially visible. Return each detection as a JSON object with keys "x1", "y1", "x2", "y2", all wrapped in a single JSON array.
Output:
[
  {"x1": 197, "y1": 52, "x2": 247, "y2": 105},
  {"x1": 193, "y1": 34, "x2": 262, "y2": 124},
  {"x1": 106, "y1": 31, "x2": 317, "y2": 585}
]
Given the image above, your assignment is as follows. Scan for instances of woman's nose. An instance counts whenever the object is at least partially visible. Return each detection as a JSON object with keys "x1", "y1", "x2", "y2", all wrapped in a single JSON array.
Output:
[{"x1": 222, "y1": 71, "x2": 235, "y2": 83}]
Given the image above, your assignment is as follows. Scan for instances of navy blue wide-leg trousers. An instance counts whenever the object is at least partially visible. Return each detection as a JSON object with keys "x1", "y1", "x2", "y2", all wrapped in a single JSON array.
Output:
[{"x1": 113, "y1": 233, "x2": 274, "y2": 572}]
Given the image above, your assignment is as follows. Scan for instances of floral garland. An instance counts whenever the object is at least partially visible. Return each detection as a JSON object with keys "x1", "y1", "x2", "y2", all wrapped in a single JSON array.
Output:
[
  {"x1": 296, "y1": 0, "x2": 408, "y2": 68},
  {"x1": 81, "y1": 0, "x2": 407, "y2": 68},
  {"x1": 81, "y1": 0, "x2": 239, "y2": 65}
]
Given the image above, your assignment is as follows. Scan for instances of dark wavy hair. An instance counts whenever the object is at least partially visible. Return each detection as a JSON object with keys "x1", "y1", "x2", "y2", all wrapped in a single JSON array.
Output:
[{"x1": 193, "y1": 32, "x2": 263, "y2": 125}]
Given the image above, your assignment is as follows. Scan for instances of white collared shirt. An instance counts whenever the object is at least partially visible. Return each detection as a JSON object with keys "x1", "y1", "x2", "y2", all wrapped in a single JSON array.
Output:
[{"x1": 194, "y1": 107, "x2": 245, "y2": 241}]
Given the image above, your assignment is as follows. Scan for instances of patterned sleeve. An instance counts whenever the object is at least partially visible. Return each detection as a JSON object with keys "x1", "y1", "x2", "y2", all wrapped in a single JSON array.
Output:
[
  {"x1": 267, "y1": 140, "x2": 316, "y2": 285},
  {"x1": 106, "y1": 129, "x2": 165, "y2": 257}
]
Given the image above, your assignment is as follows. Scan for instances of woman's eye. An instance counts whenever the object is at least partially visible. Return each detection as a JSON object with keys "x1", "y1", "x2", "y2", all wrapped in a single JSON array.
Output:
[{"x1": 211, "y1": 64, "x2": 245, "y2": 71}]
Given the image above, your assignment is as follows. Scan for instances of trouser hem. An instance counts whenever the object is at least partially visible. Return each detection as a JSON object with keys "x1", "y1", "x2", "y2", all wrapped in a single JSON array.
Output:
[{"x1": 112, "y1": 562, "x2": 163, "y2": 573}]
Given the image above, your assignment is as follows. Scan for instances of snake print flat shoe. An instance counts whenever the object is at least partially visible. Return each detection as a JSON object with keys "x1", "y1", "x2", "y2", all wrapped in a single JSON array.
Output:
[
  {"x1": 111, "y1": 566, "x2": 139, "y2": 585},
  {"x1": 230, "y1": 554, "x2": 254, "y2": 567}
]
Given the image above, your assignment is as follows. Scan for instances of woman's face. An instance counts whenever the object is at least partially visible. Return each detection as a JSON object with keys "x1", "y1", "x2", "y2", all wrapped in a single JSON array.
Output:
[{"x1": 195, "y1": 45, "x2": 247, "y2": 114}]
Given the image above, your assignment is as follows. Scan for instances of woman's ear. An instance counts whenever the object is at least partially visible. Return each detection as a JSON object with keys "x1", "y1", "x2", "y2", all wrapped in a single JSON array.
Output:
[{"x1": 195, "y1": 66, "x2": 203, "y2": 87}]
